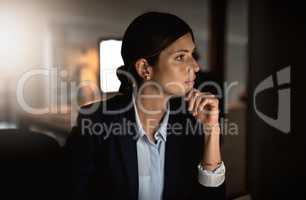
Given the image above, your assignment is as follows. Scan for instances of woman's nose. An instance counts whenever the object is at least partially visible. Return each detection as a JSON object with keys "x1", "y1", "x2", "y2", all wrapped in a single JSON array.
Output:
[
  {"x1": 194, "y1": 62, "x2": 200, "y2": 72},
  {"x1": 190, "y1": 58, "x2": 200, "y2": 73},
  {"x1": 187, "y1": 57, "x2": 200, "y2": 73}
]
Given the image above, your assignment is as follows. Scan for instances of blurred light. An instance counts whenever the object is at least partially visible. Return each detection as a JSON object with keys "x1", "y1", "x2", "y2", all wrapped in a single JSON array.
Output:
[
  {"x1": 0, "y1": 11, "x2": 27, "y2": 69},
  {"x1": 99, "y1": 40, "x2": 123, "y2": 93},
  {"x1": 0, "y1": 122, "x2": 17, "y2": 129}
]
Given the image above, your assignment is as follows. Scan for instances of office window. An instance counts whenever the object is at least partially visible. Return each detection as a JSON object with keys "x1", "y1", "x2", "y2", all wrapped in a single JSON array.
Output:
[{"x1": 99, "y1": 39, "x2": 123, "y2": 92}]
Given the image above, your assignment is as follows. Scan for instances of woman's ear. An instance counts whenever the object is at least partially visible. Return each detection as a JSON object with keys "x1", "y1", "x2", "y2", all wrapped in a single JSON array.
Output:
[{"x1": 134, "y1": 58, "x2": 153, "y2": 80}]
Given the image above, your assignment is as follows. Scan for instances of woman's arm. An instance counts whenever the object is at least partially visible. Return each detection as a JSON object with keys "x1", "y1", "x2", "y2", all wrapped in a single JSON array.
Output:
[
  {"x1": 186, "y1": 89, "x2": 226, "y2": 199},
  {"x1": 186, "y1": 89, "x2": 222, "y2": 170},
  {"x1": 201, "y1": 124, "x2": 222, "y2": 171}
]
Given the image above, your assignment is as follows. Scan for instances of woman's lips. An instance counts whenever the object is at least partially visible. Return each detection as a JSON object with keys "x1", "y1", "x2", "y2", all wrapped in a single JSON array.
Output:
[{"x1": 185, "y1": 80, "x2": 195, "y2": 85}]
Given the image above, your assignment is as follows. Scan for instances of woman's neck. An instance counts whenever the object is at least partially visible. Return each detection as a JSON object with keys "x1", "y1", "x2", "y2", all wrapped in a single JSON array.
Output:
[{"x1": 135, "y1": 85, "x2": 170, "y2": 141}]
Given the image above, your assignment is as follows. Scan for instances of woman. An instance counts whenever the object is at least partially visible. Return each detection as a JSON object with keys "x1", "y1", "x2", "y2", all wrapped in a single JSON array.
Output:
[{"x1": 65, "y1": 12, "x2": 225, "y2": 200}]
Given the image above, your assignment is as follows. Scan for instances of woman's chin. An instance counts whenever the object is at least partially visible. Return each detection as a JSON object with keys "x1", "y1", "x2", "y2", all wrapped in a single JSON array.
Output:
[
  {"x1": 163, "y1": 84, "x2": 193, "y2": 97},
  {"x1": 168, "y1": 88, "x2": 190, "y2": 97}
]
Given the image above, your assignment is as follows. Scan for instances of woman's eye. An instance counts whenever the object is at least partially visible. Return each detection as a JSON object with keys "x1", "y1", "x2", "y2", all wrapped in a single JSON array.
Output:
[{"x1": 175, "y1": 55, "x2": 185, "y2": 61}]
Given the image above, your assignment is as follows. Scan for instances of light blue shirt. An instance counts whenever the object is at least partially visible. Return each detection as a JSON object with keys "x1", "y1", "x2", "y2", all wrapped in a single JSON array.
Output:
[
  {"x1": 132, "y1": 96, "x2": 225, "y2": 200},
  {"x1": 133, "y1": 96, "x2": 169, "y2": 200}
]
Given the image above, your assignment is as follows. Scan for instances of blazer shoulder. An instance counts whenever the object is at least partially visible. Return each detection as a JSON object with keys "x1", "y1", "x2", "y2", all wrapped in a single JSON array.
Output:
[
  {"x1": 78, "y1": 93, "x2": 131, "y2": 116},
  {"x1": 67, "y1": 95, "x2": 130, "y2": 144}
]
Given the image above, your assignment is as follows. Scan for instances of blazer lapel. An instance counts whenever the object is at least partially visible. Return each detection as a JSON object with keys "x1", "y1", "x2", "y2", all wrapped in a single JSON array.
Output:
[
  {"x1": 163, "y1": 109, "x2": 185, "y2": 199},
  {"x1": 116, "y1": 96, "x2": 139, "y2": 200}
]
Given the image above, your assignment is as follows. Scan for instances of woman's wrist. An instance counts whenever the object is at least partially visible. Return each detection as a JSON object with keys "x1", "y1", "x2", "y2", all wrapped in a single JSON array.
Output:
[
  {"x1": 202, "y1": 123, "x2": 222, "y2": 171},
  {"x1": 200, "y1": 160, "x2": 222, "y2": 171},
  {"x1": 202, "y1": 123, "x2": 220, "y2": 137}
]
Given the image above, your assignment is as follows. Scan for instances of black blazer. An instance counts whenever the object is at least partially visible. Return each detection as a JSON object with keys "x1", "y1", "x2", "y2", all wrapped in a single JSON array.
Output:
[{"x1": 64, "y1": 93, "x2": 225, "y2": 200}]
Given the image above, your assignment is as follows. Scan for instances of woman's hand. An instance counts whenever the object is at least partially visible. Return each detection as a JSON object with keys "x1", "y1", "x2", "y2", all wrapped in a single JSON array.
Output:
[{"x1": 185, "y1": 88, "x2": 219, "y2": 126}]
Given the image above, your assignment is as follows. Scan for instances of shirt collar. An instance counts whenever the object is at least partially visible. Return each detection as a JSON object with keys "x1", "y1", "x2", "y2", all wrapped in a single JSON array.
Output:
[{"x1": 132, "y1": 94, "x2": 169, "y2": 142}]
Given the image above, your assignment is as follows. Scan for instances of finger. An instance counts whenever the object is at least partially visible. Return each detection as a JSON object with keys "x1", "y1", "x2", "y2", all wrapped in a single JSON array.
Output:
[
  {"x1": 194, "y1": 93, "x2": 204, "y2": 115},
  {"x1": 186, "y1": 88, "x2": 196, "y2": 101},
  {"x1": 202, "y1": 93, "x2": 216, "y2": 99},
  {"x1": 202, "y1": 91, "x2": 219, "y2": 100},
  {"x1": 198, "y1": 97, "x2": 209, "y2": 113},
  {"x1": 188, "y1": 90, "x2": 200, "y2": 112},
  {"x1": 202, "y1": 91, "x2": 211, "y2": 95}
]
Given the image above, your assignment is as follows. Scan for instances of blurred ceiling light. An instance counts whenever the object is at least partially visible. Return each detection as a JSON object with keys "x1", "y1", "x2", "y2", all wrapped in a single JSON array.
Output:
[{"x1": 99, "y1": 39, "x2": 123, "y2": 93}]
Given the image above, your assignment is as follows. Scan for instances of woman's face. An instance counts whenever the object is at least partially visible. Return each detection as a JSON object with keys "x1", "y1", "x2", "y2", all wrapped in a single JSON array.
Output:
[{"x1": 152, "y1": 33, "x2": 200, "y2": 96}]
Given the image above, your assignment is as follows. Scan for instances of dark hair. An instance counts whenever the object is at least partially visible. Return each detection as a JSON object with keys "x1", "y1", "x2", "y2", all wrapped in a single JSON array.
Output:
[{"x1": 116, "y1": 12, "x2": 195, "y2": 94}]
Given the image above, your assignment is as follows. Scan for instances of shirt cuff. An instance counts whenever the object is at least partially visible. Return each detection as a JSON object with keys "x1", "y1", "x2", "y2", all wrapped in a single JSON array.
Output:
[{"x1": 197, "y1": 161, "x2": 225, "y2": 187}]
